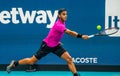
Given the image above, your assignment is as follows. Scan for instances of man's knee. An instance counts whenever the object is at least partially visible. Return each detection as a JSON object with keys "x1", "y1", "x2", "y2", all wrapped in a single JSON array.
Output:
[
  {"x1": 29, "y1": 60, "x2": 35, "y2": 65},
  {"x1": 28, "y1": 58, "x2": 37, "y2": 65},
  {"x1": 66, "y1": 57, "x2": 73, "y2": 63}
]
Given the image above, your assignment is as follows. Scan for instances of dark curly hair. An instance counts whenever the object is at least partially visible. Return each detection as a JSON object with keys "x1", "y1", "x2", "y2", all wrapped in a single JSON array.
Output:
[{"x1": 58, "y1": 8, "x2": 67, "y2": 15}]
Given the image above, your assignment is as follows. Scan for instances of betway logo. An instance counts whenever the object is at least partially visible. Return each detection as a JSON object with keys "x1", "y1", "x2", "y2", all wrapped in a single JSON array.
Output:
[{"x1": 0, "y1": 8, "x2": 58, "y2": 28}]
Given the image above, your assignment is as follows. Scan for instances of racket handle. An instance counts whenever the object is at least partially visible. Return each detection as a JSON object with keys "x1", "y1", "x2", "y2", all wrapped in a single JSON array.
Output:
[{"x1": 88, "y1": 35, "x2": 94, "y2": 38}]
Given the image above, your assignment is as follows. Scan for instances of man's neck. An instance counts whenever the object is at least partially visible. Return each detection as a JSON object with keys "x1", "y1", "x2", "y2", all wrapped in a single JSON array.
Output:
[{"x1": 59, "y1": 19, "x2": 65, "y2": 23}]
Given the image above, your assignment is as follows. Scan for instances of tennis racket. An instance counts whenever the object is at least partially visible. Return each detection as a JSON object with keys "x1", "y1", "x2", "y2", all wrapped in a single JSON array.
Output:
[{"x1": 88, "y1": 27, "x2": 119, "y2": 38}]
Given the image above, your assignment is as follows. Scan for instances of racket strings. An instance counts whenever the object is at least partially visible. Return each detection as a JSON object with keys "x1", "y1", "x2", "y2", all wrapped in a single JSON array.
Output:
[{"x1": 104, "y1": 28, "x2": 119, "y2": 35}]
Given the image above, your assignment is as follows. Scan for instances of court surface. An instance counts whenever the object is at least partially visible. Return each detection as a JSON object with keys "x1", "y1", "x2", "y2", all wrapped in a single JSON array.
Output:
[{"x1": 0, "y1": 71, "x2": 120, "y2": 76}]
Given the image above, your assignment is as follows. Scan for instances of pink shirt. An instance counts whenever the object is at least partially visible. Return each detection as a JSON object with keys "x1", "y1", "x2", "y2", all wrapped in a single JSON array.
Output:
[{"x1": 43, "y1": 19, "x2": 66, "y2": 47}]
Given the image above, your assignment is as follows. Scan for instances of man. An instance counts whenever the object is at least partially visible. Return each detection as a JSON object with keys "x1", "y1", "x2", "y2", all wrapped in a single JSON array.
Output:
[{"x1": 6, "y1": 8, "x2": 89, "y2": 76}]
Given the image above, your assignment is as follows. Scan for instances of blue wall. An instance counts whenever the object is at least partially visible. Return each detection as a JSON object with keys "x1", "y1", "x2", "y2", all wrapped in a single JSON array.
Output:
[{"x1": 0, "y1": 0, "x2": 120, "y2": 65}]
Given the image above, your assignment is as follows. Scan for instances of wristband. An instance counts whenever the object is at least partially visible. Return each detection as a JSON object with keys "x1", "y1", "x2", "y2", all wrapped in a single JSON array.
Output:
[{"x1": 77, "y1": 34, "x2": 82, "y2": 38}]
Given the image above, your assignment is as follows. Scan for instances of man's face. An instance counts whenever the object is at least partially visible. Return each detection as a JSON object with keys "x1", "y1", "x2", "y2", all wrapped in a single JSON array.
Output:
[{"x1": 58, "y1": 11, "x2": 67, "y2": 22}]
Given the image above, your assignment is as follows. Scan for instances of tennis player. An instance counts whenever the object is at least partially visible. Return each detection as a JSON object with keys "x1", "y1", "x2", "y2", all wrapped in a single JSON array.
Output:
[{"x1": 6, "y1": 8, "x2": 88, "y2": 76}]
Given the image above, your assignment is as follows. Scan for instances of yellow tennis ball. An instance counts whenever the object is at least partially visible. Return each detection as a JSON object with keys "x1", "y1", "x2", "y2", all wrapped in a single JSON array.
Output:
[{"x1": 97, "y1": 25, "x2": 102, "y2": 30}]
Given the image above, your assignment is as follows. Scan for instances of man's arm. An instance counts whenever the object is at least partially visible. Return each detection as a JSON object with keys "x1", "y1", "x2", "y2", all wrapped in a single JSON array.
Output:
[{"x1": 64, "y1": 29, "x2": 88, "y2": 39}]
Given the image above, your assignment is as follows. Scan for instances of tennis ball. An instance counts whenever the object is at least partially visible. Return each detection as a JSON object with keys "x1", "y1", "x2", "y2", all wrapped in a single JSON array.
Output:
[{"x1": 96, "y1": 25, "x2": 102, "y2": 30}]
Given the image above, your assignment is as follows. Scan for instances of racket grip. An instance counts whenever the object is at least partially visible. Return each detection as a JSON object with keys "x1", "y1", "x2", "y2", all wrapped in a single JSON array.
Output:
[{"x1": 88, "y1": 35, "x2": 94, "y2": 38}]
